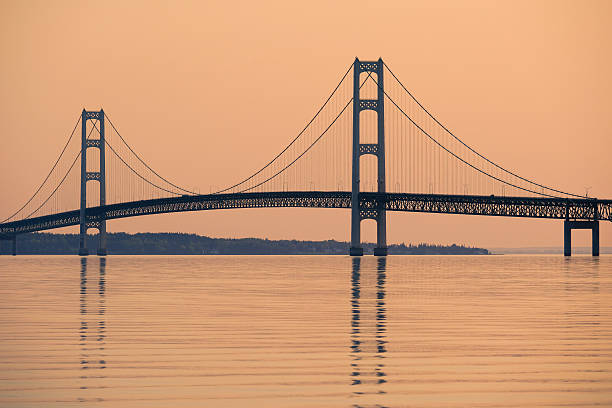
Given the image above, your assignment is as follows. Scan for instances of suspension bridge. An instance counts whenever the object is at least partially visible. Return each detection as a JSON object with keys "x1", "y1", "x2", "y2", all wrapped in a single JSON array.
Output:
[{"x1": 1, "y1": 58, "x2": 609, "y2": 256}]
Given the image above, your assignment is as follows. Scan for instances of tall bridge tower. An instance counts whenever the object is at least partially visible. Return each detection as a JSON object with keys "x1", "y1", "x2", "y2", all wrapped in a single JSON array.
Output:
[
  {"x1": 79, "y1": 109, "x2": 107, "y2": 256},
  {"x1": 350, "y1": 58, "x2": 387, "y2": 256}
]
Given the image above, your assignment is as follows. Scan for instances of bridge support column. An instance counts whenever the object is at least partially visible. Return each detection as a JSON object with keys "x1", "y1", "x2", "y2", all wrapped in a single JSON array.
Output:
[
  {"x1": 79, "y1": 110, "x2": 88, "y2": 256},
  {"x1": 11, "y1": 235, "x2": 16, "y2": 256},
  {"x1": 97, "y1": 228, "x2": 107, "y2": 256},
  {"x1": 374, "y1": 206, "x2": 387, "y2": 256},
  {"x1": 97, "y1": 111, "x2": 107, "y2": 257},
  {"x1": 592, "y1": 221, "x2": 599, "y2": 257},
  {"x1": 563, "y1": 220, "x2": 599, "y2": 257},
  {"x1": 564, "y1": 221, "x2": 571, "y2": 257},
  {"x1": 350, "y1": 58, "x2": 363, "y2": 256},
  {"x1": 349, "y1": 245, "x2": 364, "y2": 257},
  {"x1": 79, "y1": 109, "x2": 107, "y2": 257},
  {"x1": 351, "y1": 58, "x2": 387, "y2": 256}
]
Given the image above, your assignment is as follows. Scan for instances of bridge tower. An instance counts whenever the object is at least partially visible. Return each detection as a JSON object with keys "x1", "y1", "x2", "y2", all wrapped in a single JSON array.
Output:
[
  {"x1": 350, "y1": 58, "x2": 387, "y2": 256},
  {"x1": 79, "y1": 109, "x2": 107, "y2": 256}
]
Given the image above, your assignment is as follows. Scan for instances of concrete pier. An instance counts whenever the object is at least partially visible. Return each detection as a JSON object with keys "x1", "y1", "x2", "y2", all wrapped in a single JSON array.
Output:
[{"x1": 564, "y1": 220, "x2": 599, "y2": 256}]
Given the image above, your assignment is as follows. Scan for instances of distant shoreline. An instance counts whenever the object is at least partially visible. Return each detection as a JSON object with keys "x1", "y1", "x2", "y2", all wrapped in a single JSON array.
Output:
[
  {"x1": 490, "y1": 247, "x2": 612, "y2": 255},
  {"x1": 0, "y1": 232, "x2": 489, "y2": 256}
]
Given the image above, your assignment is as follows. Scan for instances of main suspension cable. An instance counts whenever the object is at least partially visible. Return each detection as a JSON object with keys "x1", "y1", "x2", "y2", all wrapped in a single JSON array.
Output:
[
  {"x1": 22, "y1": 121, "x2": 99, "y2": 220},
  {"x1": 383, "y1": 62, "x2": 585, "y2": 198},
  {"x1": 23, "y1": 151, "x2": 81, "y2": 220},
  {"x1": 105, "y1": 113, "x2": 196, "y2": 195},
  {"x1": 88, "y1": 120, "x2": 182, "y2": 197},
  {"x1": 370, "y1": 75, "x2": 560, "y2": 198},
  {"x1": 104, "y1": 138, "x2": 182, "y2": 196},
  {"x1": 236, "y1": 72, "x2": 373, "y2": 193},
  {"x1": 2, "y1": 115, "x2": 82, "y2": 222},
  {"x1": 215, "y1": 62, "x2": 354, "y2": 194}
]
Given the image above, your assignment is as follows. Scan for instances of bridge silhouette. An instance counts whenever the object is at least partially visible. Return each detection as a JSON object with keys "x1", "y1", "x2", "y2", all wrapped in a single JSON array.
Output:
[{"x1": 1, "y1": 58, "x2": 609, "y2": 256}]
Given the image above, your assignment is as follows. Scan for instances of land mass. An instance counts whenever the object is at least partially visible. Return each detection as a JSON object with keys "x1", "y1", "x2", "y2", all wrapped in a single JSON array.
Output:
[
  {"x1": 490, "y1": 246, "x2": 612, "y2": 255},
  {"x1": 1, "y1": 232, "x2": 489, "y2": 255}
]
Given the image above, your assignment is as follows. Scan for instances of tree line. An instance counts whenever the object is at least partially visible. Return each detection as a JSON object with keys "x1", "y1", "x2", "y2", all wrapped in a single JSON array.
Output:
[{"x1": 0, "y1": 232, "x2": 489, "y2": 255}]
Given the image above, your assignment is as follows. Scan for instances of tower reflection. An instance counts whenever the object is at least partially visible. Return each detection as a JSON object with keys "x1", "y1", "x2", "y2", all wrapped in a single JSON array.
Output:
[
  {"x1": 350, "y1": 257, "x2": 388, "y2": 405},
  {"x1": 78, "y1": 257, "x2": 106, "y2": 402}
]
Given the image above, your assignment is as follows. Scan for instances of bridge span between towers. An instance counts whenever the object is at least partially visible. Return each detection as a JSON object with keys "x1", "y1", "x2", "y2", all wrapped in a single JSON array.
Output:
[
  {"x1": 1, "y1": 57, "x2": 610, "y2": 256},
  {"x1": 1, "y1": 192, "x2": 610, "y2": 255}
]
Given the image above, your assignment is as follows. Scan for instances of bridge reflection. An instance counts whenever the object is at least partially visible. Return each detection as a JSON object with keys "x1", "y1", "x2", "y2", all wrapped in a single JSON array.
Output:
[
  {"x1": 78, "y1": 258, "x2": 107, "y2": 403},
  {"x1": 350, "y1": 257, "x2": 388, "y2": 406}
]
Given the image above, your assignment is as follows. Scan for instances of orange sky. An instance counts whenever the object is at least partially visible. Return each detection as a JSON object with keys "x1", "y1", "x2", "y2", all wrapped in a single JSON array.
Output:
[{"x1": 1, "y1": 0, "x2": 611, "y2": 248}]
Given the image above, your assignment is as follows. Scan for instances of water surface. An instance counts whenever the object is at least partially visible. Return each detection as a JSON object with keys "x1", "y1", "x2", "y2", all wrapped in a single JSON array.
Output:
[{"x1": 1, "y1": 255, "x2": 611, "y2": 407}]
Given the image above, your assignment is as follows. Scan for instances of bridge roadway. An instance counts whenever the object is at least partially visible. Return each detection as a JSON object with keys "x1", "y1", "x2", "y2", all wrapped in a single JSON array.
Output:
[{"x1": 1, "y1": 191, "x2": 610, "y2": 237}]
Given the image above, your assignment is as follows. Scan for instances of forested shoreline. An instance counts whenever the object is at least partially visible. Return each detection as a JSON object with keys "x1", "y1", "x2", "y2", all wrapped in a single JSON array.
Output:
[{"x1": 0, "y1": 232, "x2": 489, "y2": 255}]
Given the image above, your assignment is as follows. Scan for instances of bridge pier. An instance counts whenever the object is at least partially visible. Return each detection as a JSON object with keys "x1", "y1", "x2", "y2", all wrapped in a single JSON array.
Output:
[
  {"x1": 349, "y1": 246, "x2": 364, "y2": 256},
  {"x1": 97, "y1": 227, "x2": 107, "y2": 257},
  {"x1": 374, "y1": 210, "x2": 388, "y2": 256},
  {"x1": 78, "y1": 224, "x2": 89, "y2": 256},
  {"x1": 11, "y1": 235, "x2": 16, "y2": 256},
  {"x1": 373, "y1": 247, "x2": 388, "y2": 257},
  {"x1": 564, "y1": 220, "x2": 599, "y2": 256},
  {"x1": 78, "y1": 243, "x2": 89, "y2": 256}
]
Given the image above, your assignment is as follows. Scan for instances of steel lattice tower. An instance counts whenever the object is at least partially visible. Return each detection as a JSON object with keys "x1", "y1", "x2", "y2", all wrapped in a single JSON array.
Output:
[
  {"x1": 79, "y1": 109, "x2": 107, "y2": 256},
  {"x1": 350, "y1": 58, "x2": 387, "y2": 256}
]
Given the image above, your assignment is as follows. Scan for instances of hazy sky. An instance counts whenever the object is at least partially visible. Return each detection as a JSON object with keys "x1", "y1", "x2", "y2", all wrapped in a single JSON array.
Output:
[{"x1": 1, "y1": 0, "x2": 611, "y2": 248}]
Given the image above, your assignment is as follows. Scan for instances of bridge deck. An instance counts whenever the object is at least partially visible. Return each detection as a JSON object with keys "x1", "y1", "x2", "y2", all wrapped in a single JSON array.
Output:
[{"x1": 1, "y1": 192, "x2": 610, "y2": 236}]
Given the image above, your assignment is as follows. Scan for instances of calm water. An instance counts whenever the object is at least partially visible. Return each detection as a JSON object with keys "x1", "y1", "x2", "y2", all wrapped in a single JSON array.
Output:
[{"x1": 0, "y1": 255, "x2": 611, "y2": 407}]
